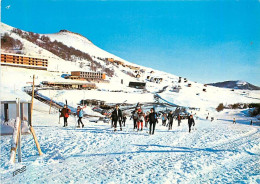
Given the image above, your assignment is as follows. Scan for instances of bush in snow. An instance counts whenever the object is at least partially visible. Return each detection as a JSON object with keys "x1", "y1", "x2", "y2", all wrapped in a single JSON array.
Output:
[
  {"x1": 248, "y1": 103, "x2": 260, "y2": 116},
  {"x1": 216, "y1": 103, "x2": 224, "y2": 112},
  {"x1": 1, "y1": 33, "x2": 23, "y2": 51}
]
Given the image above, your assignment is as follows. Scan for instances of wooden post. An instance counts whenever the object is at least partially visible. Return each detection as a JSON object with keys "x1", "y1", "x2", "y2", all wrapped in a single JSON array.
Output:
[
  {"x1": 20, "y1": 103, "x2": 24, "y2": 121},
  {"x1": 28, "y1": 103, "x2": 32, "y2": 126},
  {"x1": 29, "y1": 75, "x2": 43, "y2": 156},
  {"x1": 4, "y1": 103, "x2": 8, "y2": 122},
  {"x1": 30, "y1": 75, "x2": 35, "y2": 126},
  {"x1": 10, "y1": 117, "x2": 22, "y2": 163},
  {"x1": 29, "y1": 127, "x2": 43, "y2": 156},
  {"x1": 17, "y1": 99, "x2": 22, "y2": 162},
  {"x1": 49, "y1": 98, "x2": 52, "y2": 114}
]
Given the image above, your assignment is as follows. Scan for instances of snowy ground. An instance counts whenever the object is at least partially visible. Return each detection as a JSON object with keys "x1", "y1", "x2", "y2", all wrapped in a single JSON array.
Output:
[{"x1": 0, "y1": 101, "x2": 259, "y2": 183}]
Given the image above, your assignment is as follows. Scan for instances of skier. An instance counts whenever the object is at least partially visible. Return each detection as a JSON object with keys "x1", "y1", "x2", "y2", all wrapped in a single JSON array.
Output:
[
  {"x1": 60, "y1": 105, "x2": 71, "y2": 127},
  {"x1": 148, "y1": 108, "x2": 157, "y2": 135},
  {"x1": 162, "y1": 113, "x2": 167, "y2": 126},
  {"x1": 137, "y1": 111, "x2": 144, "y2": 131},
  {"x1": 177, "y1": 114, "x2": 181, "y2": 126},
  {"x1": 168, "y1": 111, "x2": 174, "y2": 130},
  {"x1": 111, "y1": 104, "x2": 123, "y2": 131},
  {"x1": 188, "y1": 114, "x2": 195, "y2": 133},
  {"x1": 76, "y1": 105, "x2": 86, "y2": 128},
  {"x1": 131, "y1": 109, "x2": 139, "y2": 130},
  {"x1": 122, "y1": 115, "x2": 127, "y2": 126},
  {"x1": 144, "y1": 111, "x2": 149, "y2": 128},
  {"x1": 250, "y1": 120, "x2": 253, "y2": 125},
  {"x1": 233, "y1": 118, "x2": 236, "y2": 124}
]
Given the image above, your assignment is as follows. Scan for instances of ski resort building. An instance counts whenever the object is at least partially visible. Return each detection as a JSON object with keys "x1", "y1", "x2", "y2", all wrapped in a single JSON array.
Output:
[
  {"x1": 41, "y1": 81, "x2": 97, "y2": 90},
  {"x1": 129, "y1": 82, "x2": 146, "y2": 89},
  {"x1": 1, "y1": 53, "x2": 48, "y2": 70},
  {"x1": 105, "y1": 58, "x2": 115, "y2": 62},
  {"x1": 67, "y1": 71, "x2": 106, "y2": 81}
]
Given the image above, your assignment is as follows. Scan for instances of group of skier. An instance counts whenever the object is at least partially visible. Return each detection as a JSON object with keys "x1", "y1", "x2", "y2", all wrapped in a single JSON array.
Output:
[
  {"x1": 59, "y1": 104, "x2": 86, "y2": 128},
  {"x1": 110, "y1": 105, "x2": 196, "y2": 134},
  {"x1": 59, "y1": 103, "x2": 196, "y2": 134}
]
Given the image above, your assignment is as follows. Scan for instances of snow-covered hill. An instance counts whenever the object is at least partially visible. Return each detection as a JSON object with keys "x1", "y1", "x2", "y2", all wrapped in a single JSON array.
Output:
[
  {"x1": 208, "y1": 80, "x2": 260, "y2": 90},
  {"x1": 1, "y1": 22, "x2": 260, "y2": 109}
]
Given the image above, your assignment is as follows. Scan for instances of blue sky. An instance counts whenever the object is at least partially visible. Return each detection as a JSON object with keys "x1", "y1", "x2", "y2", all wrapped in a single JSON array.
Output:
[{"x1": 2, "y1": 0, "x2": 260, "y2": 85}]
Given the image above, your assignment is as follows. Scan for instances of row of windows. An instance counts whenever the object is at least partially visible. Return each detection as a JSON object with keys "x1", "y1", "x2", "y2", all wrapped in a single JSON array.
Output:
[
  {"x1": 2, "y1": 59, "x2": 47, "y2": 63},
  {"x1": 1, "y1": 57, "x2": 47, "y2": 62},
  {"x1": 80, "y1": 72, "x2": 102, "y2": 75},
  {"x1": 1, "y1": 60, "x2": 48, "y2": 66}
]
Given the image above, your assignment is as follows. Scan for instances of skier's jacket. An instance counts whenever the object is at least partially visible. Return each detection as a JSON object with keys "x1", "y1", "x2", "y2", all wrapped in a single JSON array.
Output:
[
  {"x1": 188, "y1": 117, "x2": 195, "y2": 126},
  {"x1": 132, "y1": 111, "x2": 138, "y2": 120},
  {"x1": 168, "y1": 113, "x2": 174, "y2": 123},
  {"x1": 77, "y1": 109, "x2": 84, "y2": 118},
  {"x1": 149, "y1": 112, "x2": 157, "y2": 123},
  {"x1": 178, "y1": 115, "x2": 181, "y2": 121},
  {"x1": 111, "y1": 109, "x2": 123, "y2": 121},
  {"x1": 60, "y1": 108, "x2": 71, "y2": 118}
]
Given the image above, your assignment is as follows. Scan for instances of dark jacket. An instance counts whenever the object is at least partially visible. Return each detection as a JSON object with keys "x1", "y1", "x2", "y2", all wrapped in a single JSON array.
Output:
[
  {"x1": 188, "y1": 117, "x2": 195, "y2": 126},
  {"x1": 168, "y1": 113, "x2": 174, "y2": 122},
  {"x1": 149, "y1": 112, "x2": 157, "y2": 123},
  {"x1": 111, "y1": 109, "x2": 123, "y2": 121}
]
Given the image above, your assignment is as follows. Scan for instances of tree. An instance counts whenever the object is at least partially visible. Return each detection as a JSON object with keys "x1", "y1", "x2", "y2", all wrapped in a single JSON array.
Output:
[{"x1": 216, "y1": 103, "x2": 224, "y2": 112}]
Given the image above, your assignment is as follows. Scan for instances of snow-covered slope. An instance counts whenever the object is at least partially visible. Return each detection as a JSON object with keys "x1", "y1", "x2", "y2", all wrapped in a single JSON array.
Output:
[{"x1": 0, "y1": 106, "x2": 259, "y2": 183}]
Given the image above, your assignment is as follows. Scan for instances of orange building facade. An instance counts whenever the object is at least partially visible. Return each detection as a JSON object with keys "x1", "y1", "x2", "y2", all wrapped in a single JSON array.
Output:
[
  {"x1": 1, "y1": 53, "x2": 48, "y2": 70},
  {"x1": 70, "y1": 71, "x2": 106, "y2": 80}
]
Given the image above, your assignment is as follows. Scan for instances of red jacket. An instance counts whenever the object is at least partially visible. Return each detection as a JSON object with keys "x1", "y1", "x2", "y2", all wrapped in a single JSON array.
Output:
[{"x1": 60, "y1": 108, "x2": 71, "y2": 118}]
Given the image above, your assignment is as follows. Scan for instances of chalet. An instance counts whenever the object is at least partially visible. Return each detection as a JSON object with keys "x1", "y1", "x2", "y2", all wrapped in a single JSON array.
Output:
[
  {"x1": 106, "y1": 58, "x2": 114, "y2": 62},
  {"x1": 154, "y1": 78, "x2": 163, "y2": 83},
  {"x1": 1, "y1": 53, "x2": 48, "y2": 70},
  {"x1": 136, "y1": 74, "x2": 141, "y2": 78}
]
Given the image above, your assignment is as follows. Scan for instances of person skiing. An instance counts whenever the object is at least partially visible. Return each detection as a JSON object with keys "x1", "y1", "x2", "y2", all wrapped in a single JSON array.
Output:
[
  {"x1": 76, "y1": 105, "x2": 86, "y2": 128},
  {"x1": 148, "y1": 108, "x2": 157, "y2": 135},
  {"x1": 168, "y1": 111, "x2": 174, "y2": 130},
  {"x1": 177, "y1": 114, "x2": 181, "y2": 126},
  {"x1": 131, "y1": 109, "x2": 139, "y2": 130},
  {"x1": 188, "y1": 114, "x2": 195, "y2": 133},
  {"x1": 233, "y1": 118, "x2": 236, "y2": 124},
  {"x1": 144, "y1": 111, "x2": 149, "y2": 128},
  {"x1": 111, "y1": 104, "x2": 123, "y2": 131},
  {"x1": 162, "y1": 113, "x2": 167, "y2": 126},
  {"x1": 137, "y1": 111, "x2": 144, "y2": 131},
  {"x1": 60, "y1": 105, "x2": 71, "y2": 127},
  {"x1": 122, "y1": 115, "x2": 127, "y2": 127}
]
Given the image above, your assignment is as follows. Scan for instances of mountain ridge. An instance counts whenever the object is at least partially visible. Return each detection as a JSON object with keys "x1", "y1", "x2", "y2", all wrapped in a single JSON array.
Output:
[{"x1": 207, "y1": 80, "x2": 260, "y2": 90}]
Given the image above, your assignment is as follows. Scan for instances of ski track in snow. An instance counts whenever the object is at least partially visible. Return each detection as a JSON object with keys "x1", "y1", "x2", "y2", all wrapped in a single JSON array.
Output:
[{"x1": 1, "y1": 112, "x2": 259, "y2": 184}]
